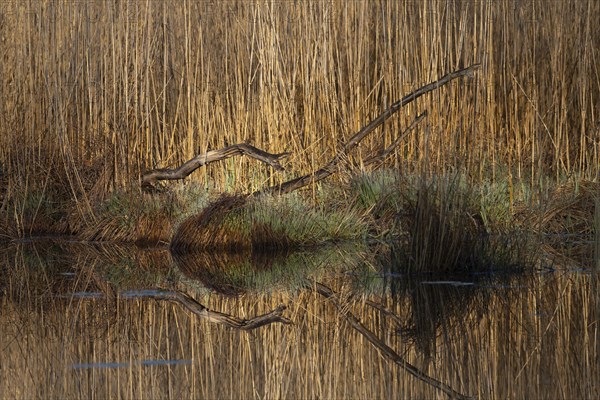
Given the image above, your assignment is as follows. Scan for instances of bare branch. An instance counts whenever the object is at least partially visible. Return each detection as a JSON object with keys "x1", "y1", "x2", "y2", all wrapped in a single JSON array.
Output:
[
  {"x1": 144, "y1": 64, "x2": 478, "y2": 197},
  {"x1": 257, "y1": 111, "x2": 426, "y2": 195},
  {"x1": 341, "y1": 64, "x2": 479, "y2": 155},
  {"x1": 363, "y1": 111, "x2": 428, "y2": 167},
  {"x1": 150, "y1": 290, "x2": 292, "y2": 330},
  {"x1": 142, "y1": 143, "x2": 290, "y2": 190},
  {"x1": 259, "y1": 64, "x2": 479, "y2": 195},
  {"x1": 310, "y1": 282, "x2": 474, "y2": 400}
]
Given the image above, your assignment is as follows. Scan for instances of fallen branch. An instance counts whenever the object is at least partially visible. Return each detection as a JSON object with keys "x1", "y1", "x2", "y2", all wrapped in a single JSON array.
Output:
[
  {"x1": 142, "y1": 143, "x2": 290, "y2": 191},
  {"x1": 259, "y1": 63, "x2": 479, "y2": 195},
  {"x1": 257, "y1": 111, "x2": 427, "y2": 195},
  {"x1": 363, "y1": 111, "x2": 428, "y2": 167},
  {"x1": 150, "y1": 290, "x2": 292, "y2": 330},
  {"x1": 309, "y1": 282, "x2": 473, "y2": 400}
]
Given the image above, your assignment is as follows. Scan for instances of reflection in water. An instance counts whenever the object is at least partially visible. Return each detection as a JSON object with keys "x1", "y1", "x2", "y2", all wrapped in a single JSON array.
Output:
[
  {"x1": 172, "y1": 244, "x2": 362, "y2": 295},
  {"x1": 0, "y1": 241, "x2": 598, "y2": 399},
  {"x1": 310, "y1": 281, "x2": 472, "y2": 399}
]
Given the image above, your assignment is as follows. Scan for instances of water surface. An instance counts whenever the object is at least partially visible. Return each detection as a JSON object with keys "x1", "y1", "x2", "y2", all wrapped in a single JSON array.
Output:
[{"x1": 0, "y1": 240, "x2": 597, "y2": 399}]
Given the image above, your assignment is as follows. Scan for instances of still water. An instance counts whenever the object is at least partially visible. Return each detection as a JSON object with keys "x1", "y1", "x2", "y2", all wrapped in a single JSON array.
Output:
[{"x1": 0, "y1": 240, "x2": 598, "y2": 399}]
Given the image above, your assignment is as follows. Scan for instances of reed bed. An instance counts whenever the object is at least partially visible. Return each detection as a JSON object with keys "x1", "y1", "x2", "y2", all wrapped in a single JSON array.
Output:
[{"x1": 0, "y1": 0, "x2": 598, "y2": 236}]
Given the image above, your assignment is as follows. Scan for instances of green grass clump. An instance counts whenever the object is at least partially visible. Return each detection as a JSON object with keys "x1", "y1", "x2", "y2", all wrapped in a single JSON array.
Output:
[
  {"x1": 171, "y1": 193, "x2": 369, "y2": 253},
  {"x1": 350, "y1": 170, "x2": 401, "y2": 212},
  {"x1": 6, "y1": 190, "x2": 67, "y2": 237},
  {"x1": 248, "y1": 194, "x2": 368, "y2": 249},
  {"x1": 404, "y1": 180, "x2": 536, "y2": 273}
]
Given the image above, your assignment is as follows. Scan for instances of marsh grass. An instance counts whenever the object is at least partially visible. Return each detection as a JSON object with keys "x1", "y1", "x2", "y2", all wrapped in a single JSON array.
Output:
[
  {"x1": 70, "y1": 183, "x2": 213, "y2": 245},
  {"x1": 164, "y1": 169, "x2": 600, "y2": 276},
  {"x1": 248, "y1": 193, "x2": 368, "y2": 248},
  {"x1": 400, "y1": 177, "x2": 485, "y2": 273},
  {"x1": 536, "y1": 181, "x2": 600, "y2": 235},
  {"x1": 342, "y1": 172, "x2": 534, "y2": 273},
  {"x1": 8, "y1": 166, "x2": 591, "y2": 278}
]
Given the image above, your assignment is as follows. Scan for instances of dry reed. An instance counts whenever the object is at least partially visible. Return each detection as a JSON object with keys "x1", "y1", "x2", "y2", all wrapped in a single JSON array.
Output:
[{"x1": 0, "y1": 1, "x2": 598, "y2": 235}]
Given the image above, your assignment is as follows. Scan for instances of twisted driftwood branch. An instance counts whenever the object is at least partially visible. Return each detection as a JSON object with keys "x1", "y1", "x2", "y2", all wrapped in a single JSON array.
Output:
[
  {"x1": 142, "y1": 143, "x2": 290, "y2": 191},
  {"x1": 259, "y1": 63, "x2": 479, "y2": 195},
  {"x1": 310, "y1": 282, "x2": 473, "y2": 400},
  {"x1": 151, "y1": 290, "x2": 292, "y2": 330},
  {"x1": 256, "y1": 111, "x2": 427, "y2": 196}
]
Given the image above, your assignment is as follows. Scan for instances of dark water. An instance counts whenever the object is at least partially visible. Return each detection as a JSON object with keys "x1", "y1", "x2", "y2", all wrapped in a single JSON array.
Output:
[{"x1": 0, "y1": 239, "x2": 598, "y2": 399}]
